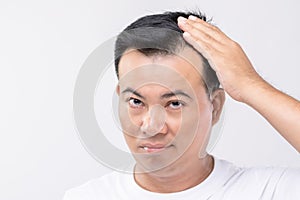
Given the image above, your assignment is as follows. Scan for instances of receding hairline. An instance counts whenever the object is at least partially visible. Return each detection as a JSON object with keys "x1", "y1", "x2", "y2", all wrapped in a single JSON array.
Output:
[{"x1": 118, "y1": 46, "x2": 209, "y2": 91}]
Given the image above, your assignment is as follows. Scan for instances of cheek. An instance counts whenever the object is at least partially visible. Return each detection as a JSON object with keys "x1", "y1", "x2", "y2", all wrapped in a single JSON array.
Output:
[
  {"x1": 197, "y1": 106, "x2": 212, "y2": 131},
  {"x1": 173, "y1": 103, "x2": 212, "y2": 149},
  {"x1": 119, "y1": 106, "x2": 141, "y2": 152},
  {"x1": 164, "y1": 112, "x2": 182, "y2": 135},
  {"x1": 118, "y1": 101, "x2": 143, "y2": 135},
  {"x1": 122, "y1": 132, "x2": 137, "y2": 152},
  {"x1": 173, "y1": 110, "x2": 200, "y2": 142},
  {"x1": 191, "y1": 104, "x2": 213, "y2": 154}
]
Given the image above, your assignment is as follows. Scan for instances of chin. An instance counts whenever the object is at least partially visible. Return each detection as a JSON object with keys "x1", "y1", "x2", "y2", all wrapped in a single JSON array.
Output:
[{"x1": 133, "y1": 151, "x2": 182, "y2": 173}]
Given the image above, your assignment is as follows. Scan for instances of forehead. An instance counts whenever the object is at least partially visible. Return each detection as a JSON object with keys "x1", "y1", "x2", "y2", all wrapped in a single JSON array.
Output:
[{"x1": 118, "y1": 48, "x2": 205, "y2": 91}]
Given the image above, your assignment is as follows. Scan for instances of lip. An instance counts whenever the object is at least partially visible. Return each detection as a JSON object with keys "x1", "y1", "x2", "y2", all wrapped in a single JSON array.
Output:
[{"x1": 139, "y1": 143, "x2": 172, "y2": 153}]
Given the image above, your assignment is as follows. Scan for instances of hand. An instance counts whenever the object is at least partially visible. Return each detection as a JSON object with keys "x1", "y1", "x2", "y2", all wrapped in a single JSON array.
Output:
[
  {"x1": 177, "y1": 15, "x2": 264, "y2": 102},
  {"x1": 178, "y1": 15, "x2": 300, "y2": 152}
]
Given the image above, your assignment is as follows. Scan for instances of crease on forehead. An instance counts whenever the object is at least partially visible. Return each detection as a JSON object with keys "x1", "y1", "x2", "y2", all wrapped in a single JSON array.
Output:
[
  {"x1": 118, "y1": 47, "x2": 206, "y2": 92},
  {"x1": 118, "y1": 66, "x2": 191, "y2": 93},
  {"x1": 119, "y1": 47, "x2": 210, "y2": 101},
  {"x1": 119, "y1": 46, "x2": 204, "y2": 77}
]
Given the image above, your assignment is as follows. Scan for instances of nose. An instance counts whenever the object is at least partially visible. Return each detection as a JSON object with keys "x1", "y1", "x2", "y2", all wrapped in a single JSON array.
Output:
[{"x1": 141, "y1": 104, "x2": 167, "y2": 137}]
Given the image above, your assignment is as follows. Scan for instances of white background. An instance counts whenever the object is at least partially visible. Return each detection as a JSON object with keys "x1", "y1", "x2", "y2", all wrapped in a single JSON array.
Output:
[{"x1": 1, "y1": 0, "x2": 300, "y2": 199}]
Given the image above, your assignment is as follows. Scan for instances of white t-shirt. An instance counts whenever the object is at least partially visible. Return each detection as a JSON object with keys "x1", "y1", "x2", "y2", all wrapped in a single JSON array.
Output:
[{"x1": 63, "y1": 157, "x2": 300, "y2": 200}]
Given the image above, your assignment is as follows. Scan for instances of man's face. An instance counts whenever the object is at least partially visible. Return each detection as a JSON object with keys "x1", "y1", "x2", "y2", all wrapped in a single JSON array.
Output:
[{"x1": 117, "y1": 48, "x2": 216, "y2": 173}]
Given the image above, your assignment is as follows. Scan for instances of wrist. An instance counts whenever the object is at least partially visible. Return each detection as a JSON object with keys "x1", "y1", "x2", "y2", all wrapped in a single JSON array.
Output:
[{"x1": 238, "y1": 74, "x2": 270, "y2": 105}]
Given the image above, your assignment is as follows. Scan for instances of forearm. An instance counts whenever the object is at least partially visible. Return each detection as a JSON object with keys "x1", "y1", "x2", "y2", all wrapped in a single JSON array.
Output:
[{"x1": 242, "y1": 77, "x2": 300, "y2": 152}]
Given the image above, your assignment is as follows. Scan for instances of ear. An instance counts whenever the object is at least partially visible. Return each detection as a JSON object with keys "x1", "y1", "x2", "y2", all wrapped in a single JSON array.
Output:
[
  {"x1": 210, "y1": 89, "x2": 225, "y2": 125},
  {"x1": 116, "y1": 84, "x2": 120, "y2": 96}
]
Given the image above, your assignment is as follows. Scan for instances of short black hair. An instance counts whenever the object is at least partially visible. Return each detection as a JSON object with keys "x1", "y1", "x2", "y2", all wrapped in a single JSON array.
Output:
[{"x1": 114, "y1": 11, "x2": 220, "y2": 94}]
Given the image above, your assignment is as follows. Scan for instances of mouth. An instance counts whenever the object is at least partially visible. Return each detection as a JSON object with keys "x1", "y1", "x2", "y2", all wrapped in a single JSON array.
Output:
[{"x1": 139, "y1": 143, "x2": 173, "y2": 153}]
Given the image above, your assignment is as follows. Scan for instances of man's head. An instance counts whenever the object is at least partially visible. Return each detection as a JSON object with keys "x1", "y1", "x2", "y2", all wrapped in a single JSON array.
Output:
[
  {"x1": 114, "y1": 11, "x2": 220, "y2": 95},
  {"x1": 114, "y1": 11, "x2": 225, "y2": 173}
]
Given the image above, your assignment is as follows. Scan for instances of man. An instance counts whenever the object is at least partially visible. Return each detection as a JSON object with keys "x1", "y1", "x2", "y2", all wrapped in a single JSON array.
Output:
[{"x1": 64, "y1": 11, "x2": 300, "y2": 199}]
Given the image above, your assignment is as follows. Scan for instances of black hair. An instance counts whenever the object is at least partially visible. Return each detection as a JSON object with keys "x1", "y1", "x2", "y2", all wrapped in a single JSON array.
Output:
[{"x1": 114, "y1": 11, "x2": 220, "y2": 94}]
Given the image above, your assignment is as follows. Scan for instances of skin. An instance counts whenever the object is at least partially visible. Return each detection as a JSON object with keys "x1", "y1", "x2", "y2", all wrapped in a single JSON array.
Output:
[
  {"x1": 117, "y1": 48, "x2": 224, "y2": 193},
  {"x1": 115, "y1": 14, "x2": 300, "y2": 193},
  {"x1": 178, "y1": 15, "x2": 300, "y2": 152}
]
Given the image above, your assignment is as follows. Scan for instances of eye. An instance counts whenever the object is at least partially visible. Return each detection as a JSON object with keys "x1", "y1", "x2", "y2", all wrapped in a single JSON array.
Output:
[
  {"x1": 167, "y1": 101, "x2": 184, "y2": 110},
  {"x1": 128, "y1": 98, "x2": 144, "y2": 108}
]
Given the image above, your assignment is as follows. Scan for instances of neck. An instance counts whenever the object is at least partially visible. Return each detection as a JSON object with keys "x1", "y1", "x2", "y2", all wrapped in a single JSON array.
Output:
[{"x1": 134, "y1": 154, "x2": 214, "y2": 193}]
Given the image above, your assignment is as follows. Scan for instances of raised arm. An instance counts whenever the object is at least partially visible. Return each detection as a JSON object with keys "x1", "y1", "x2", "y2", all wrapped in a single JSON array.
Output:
[{"x1": 178, "y1": 15, "x2": 300, "y2": 153}]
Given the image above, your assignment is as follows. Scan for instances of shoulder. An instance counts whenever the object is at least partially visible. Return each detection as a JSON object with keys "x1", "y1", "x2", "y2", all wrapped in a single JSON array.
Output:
[
  {"x1": 214, "y1": 157, "x2": 300, "y2": 199},
  {"x1": 63, "y1": 172, "x2": 125, "y2": 200},
  {"x1": 214, "y1": 157, "x2": 300, "y2": 183}
]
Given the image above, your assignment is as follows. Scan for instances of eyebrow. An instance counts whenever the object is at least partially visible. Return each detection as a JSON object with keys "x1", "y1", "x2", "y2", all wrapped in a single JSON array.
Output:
[
  {"x1": 122, "y1": 87, "x2": 145, "y2": 99},
  {"x1": 161, "y1": 90, "x2": 192, "y2": 100},
  {"x1": 121, "y1": 87, "x2": 192, "y2": 100}
]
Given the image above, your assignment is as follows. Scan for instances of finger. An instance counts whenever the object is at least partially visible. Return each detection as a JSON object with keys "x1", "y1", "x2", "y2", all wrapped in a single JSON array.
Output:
[
  {"x1": 178, "y1": 17, "x2": 222, "y2": 48},
  {"x1": 182, "y1": 32, "x2": 209, "y2": 59},
  {"x1": 188, "y1": 15, "x2": 213, "y2": 30},
  {"x1": 182, "y1": 31, "x2": 220, "y2": 71},
  {"x1": 180, "y1": 21, "x2": 223, "y2": 55},
  {"x1": 177, "y1": 16, "x2": 227, "y2": 72},
  {"x1": 178, "y1": 16, "x2": 230, "y2": 46},
  {"x1": 177, "y1": 16, "x2": 212, "y2": 37},
  {"x1": 188, "y1": 16, "x2": 225, "y2": 42}
]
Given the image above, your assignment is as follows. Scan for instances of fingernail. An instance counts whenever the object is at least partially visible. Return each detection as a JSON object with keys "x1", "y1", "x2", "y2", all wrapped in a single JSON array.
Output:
[
  {"x1": 188, "y1": 15, "x2": 197, "y2": 21},
  {"x1": 178, "y1": 16, "x2": 187, "y2": 24},
  {"x1": 183, "y1": 32, "x2": 191, "y2": 37}
]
